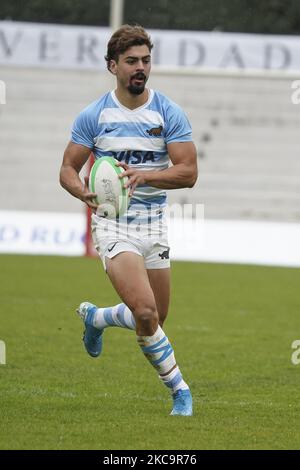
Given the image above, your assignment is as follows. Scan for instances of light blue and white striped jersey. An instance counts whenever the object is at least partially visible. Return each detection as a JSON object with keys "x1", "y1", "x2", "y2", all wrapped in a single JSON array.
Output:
[{"x1": 71, "y1": 89, "x2": 192, "y2": 219}]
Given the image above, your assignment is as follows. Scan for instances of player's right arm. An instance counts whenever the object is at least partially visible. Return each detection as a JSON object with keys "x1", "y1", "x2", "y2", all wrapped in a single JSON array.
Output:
[{"x1": 59, "y1": 141, "x2": 98, "y2": 211}]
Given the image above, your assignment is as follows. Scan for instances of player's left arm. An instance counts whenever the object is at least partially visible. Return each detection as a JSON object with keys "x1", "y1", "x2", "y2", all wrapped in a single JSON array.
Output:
[
  {"x1": 118, "y1": 141, "x2": 198, "y2": 196},
  {"x1": 156, "y1": 140, "x2": 198, "y2": 189}
]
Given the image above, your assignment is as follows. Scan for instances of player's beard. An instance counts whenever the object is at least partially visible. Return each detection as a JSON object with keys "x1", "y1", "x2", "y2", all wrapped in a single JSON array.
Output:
[{"x1": 128, "y1": 72, "x2": 147, "y2": 95}]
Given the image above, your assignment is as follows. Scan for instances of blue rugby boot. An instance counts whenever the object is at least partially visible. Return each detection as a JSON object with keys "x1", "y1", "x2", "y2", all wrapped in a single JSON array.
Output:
[
  {"x1": 170, "y1": 389, "x2": 193, "y2": 416},
  {"x1": 76, "y1": 302, "x2": 103, "y2": 358}
]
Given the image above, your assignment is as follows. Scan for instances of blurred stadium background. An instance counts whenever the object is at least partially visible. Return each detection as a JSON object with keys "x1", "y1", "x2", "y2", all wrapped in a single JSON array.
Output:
[
  {"x1": 1, "y1": 0, "x2": 300, "y2": 264},
  {"x1": 1, "y1": 0, "x2": 300, "y2": 450}
]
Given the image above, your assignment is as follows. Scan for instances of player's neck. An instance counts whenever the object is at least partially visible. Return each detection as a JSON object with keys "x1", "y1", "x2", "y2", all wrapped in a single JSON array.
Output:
[{"x1": 115, "y1": 88, "x2": 149, "y2": 110}]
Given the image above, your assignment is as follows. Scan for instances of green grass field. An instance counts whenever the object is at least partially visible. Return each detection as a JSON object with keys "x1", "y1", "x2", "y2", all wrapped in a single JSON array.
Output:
[{"x1": 1, "y1": 254, "x2": 300, "y2": 450}]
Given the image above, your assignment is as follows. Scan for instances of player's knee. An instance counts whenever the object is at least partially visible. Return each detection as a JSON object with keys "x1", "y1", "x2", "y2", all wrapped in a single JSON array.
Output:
[{"x1": 133, "y1": 302, "x2": 158, "y2": 328}]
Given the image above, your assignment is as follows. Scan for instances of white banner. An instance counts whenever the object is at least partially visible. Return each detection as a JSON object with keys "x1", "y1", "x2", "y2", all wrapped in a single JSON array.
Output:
[
  {"x1": 1, "y1": 20, "x2": 300, "y2": 71},
  {"x1": 0, "y1": 210, "x2": 85, "y2": 256},
  {"x1": 1, "y1": 210, "x2": 300, "y2": 267}
]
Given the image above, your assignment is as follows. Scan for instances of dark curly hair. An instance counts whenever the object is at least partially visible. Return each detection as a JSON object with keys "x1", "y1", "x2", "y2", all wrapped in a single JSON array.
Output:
[{"x1": 105, "y1": 24, "x2": 153, "y2": 72}]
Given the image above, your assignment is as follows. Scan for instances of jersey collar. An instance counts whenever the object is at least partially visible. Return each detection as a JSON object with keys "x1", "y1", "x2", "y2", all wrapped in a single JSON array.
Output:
[{"x1": 111, "y1": 88, "x2": 154, "y2": 112}]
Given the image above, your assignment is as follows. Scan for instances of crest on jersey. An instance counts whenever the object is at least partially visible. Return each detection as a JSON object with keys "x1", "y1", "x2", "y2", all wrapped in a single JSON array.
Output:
[{"x1": 146, "y1": 125, "x2": 163, "y2": 136}]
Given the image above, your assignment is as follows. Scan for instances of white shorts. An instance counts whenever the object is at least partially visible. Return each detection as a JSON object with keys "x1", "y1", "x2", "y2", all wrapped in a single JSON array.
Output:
[{"x1": 91, "y1": 212, "x2": 170, "y2": 271}]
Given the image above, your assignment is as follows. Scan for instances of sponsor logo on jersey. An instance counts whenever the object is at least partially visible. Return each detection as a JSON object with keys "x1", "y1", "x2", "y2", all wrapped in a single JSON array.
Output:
[
  {"x1": 105, "y1": 127, "x2": 118, "y2": 133},
  {"x1": 113, "y1": 150, "x2": 155, "y2": 164}
]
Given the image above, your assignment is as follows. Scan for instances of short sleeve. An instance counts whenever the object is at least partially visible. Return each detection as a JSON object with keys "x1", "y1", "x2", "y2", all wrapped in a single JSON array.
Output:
[
  {"x1": 71, "y1": 110, "x2": 95, "y2": 149},
  {"x1": 165, "y1": 103, "x2": 192, "y2": 144}
]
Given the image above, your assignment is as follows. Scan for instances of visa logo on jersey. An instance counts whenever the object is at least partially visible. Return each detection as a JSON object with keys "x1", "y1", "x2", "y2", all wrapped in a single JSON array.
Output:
[{"x1": 112, "y1": 151, "x2": 155, "y2": 164}]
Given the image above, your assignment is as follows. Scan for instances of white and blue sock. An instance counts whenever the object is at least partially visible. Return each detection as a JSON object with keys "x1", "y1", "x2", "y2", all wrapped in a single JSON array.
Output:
[
  {"x1": 90, "y1": 305, "x2": 188, "y2": 394},
  {"x1": 92, "y1": 303, "x2": 136, "y2": 330},
  {"x1": 137, "y1": 325, "x2": 189, "y2": 394}
]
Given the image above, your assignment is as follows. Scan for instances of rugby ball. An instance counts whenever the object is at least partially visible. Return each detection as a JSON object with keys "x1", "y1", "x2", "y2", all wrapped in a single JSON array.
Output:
[{"x1": 89, "y1": 157, "x2": 129, "y2": 218}]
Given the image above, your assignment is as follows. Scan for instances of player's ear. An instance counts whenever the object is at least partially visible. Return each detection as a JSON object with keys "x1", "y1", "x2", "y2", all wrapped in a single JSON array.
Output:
[{"x1": 109, "y1": 60, "x2": 118, "y2": 75}]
